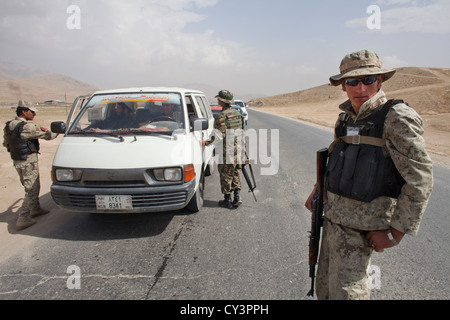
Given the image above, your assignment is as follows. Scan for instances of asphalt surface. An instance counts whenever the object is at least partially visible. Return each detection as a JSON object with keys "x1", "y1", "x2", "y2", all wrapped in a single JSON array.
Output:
[{"x1": 0, "y1": 109, "x2": 448, "y2": 302}]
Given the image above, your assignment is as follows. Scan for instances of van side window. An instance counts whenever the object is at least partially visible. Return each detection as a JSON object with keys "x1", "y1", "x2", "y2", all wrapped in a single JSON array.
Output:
[
  {"x1": 185, "y1": 95, "x2": 200, "y2": 118},
  {"x1": 201, "y1": 96, "x2": 213, "y2": 119},
  {"x1": 195, "y1": 96, "x2": 212, "y2": 119},
  {"x1": 186, "y1": 95, "x2": 201, "y2": 131}
]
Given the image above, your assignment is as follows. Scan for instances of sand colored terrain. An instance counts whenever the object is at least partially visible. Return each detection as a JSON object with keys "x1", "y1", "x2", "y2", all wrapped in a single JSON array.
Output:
[
  {"x1": 0, "y1": 72, "x2": 98, "y2": 104},
  {"x1": 0, "y1": 107, "x2": 69, "y2": 260},
  {"x1": 248, "y1": 67, "x2": 450, "y2": 168}
]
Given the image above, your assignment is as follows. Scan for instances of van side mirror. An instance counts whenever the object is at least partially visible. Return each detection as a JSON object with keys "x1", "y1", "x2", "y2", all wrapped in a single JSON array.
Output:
[
  {"x1": 51, "y1": 121, "x2": 67, "y2": 134},
  {"x1": 191, "y1": 118, "x2": 209, "y2": 131}
]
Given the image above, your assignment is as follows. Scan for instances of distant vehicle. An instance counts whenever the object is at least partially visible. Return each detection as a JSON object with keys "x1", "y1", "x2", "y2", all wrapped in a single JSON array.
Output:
[
  {"x1": 233, "y1": 99, "x2": 247, "y2": 108},
  {"x1": 50, "y1": 87, "x2": 215, "y2": 214},
  {"x1": 233, "y1": 100, "x2": 248, "y2": 125},
  {"x1": 210, "y1": 104, "x2": 247, "y2": 127},
  {"x1": 210, "y1": 104, "x2": 222, "y2": 118}
]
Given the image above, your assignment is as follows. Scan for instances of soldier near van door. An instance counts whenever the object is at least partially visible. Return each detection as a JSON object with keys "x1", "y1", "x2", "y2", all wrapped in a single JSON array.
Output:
[
  {"x1": 304, "y1": 50, "x2": 433, "y2": 299},
  {"x1": 205, "y1": 90, "x2": 244, "y2": 209},
  {"x1": 3, "y1": 101, "x2": 59, "y2": 230}
]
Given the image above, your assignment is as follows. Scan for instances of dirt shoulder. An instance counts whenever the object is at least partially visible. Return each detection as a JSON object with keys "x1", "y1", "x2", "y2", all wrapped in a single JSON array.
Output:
[{"x1": 0, "y1": 106, "x2": 69, "y2": 261}]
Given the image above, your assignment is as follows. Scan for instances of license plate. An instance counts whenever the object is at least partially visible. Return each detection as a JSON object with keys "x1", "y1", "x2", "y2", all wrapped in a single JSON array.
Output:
[{"x1": 95, "y1": 195, "x2": 133, "y2": 210}]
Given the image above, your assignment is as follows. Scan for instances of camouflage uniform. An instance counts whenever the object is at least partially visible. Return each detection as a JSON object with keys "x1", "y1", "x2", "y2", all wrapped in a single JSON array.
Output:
[
  {"x1": 3, "y1": 105, "x2": 58, "y2": 230},
  {"x1": 315, "y1": 50, "x2": 433, "y2": 299},
  {"x1": 207, "y1": 90, "x2": 244, "y2": 208},
  {"x1": 215, "y1": 107, "x2": 244, "y2": 194}
]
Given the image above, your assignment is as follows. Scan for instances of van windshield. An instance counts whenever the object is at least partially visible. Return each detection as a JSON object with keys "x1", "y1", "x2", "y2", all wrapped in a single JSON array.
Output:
[{"x1": 67, "y1": 93, "x2": 185, "y2": 135}]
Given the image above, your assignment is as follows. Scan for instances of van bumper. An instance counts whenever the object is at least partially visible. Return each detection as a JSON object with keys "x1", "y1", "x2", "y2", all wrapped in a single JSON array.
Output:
[{"x1": 51, "y1": 179, "x2": 196, "y2": 213}]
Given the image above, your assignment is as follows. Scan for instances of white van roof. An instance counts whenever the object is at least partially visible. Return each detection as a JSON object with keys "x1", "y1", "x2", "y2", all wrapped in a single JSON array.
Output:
[{"x1": 92, "y1": 87, "x2": 205, "y2": 95}]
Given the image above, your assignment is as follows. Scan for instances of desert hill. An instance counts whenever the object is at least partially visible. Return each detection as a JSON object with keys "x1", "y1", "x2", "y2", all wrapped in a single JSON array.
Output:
[
  {"x1": 248, "y1": 67, "x2": 449, "y2": 114},
  {"x1": 248, "y1": 67, "x2": 450, "y2": 164},
  {"x1": 0, "y1": 63, "x2": 98, "y2": 104}
]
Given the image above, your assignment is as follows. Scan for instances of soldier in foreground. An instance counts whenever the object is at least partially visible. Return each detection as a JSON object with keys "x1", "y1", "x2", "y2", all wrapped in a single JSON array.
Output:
[
  {"x1": 305, "y1": 50, "x2": 433, "y2": 299},
  {"x1": 3, "y1": 101, "x2": 58, "y2": 230}
]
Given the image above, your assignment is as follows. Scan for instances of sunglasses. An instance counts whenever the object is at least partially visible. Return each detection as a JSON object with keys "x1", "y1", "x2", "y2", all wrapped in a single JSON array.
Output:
[{"x1": 344, "y1": 75, "x2": 379, "y2": 87}]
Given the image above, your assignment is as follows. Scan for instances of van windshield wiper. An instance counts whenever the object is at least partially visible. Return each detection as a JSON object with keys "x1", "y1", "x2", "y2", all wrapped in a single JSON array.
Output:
[
  {"x1": 92, "y1": 132, "x2": 126, "y2": 142},
  {"x1": 126, "y1": 129, "x2": 174, "y2": 136},
  {"x1": 109, "y1": 133, "x2": 125, "y2": 142},
  {"x1": 70, "y1": 129, "x2": 174, "y2": 139},
  {"x1": 70, "y1": 130, "x2": 125, "y2": 142}
]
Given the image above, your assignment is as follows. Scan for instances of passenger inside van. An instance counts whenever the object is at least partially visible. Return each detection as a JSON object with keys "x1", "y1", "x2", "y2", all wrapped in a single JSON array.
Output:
[{"x1": 108, "y1": 102, "x2": 136, "y2": 129}]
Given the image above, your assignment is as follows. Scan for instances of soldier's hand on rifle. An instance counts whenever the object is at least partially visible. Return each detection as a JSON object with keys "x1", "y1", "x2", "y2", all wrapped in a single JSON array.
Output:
[
  {"x1": 305, "y1": 185, "x2": 328, "y2": 212},
  {"x1": 305, "y1": 189, "x2": 314, "y2": 212}
]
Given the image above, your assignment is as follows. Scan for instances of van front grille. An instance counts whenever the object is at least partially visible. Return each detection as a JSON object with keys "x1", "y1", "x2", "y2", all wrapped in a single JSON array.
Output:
[{"x1": 52, "y1": 190, "x2": 188, "y2": 210}]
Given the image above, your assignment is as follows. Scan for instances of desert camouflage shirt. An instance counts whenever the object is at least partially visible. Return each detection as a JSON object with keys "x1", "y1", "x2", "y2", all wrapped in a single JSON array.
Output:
[
  {"x1": 324, "y1": 90, "x2": 433, "y2": 236},
  {"x1": 3, "y1": 117, "x2": 58, "y2": 165}
]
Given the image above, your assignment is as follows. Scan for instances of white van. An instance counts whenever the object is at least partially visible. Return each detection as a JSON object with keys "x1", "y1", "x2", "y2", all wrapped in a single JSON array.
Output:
[{"x1": 50, "y1": 87, "x2": 215, "y2": 213}]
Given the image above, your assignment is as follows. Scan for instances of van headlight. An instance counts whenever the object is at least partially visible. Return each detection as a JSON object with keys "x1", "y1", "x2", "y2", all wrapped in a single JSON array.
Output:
[
  {"x1": 153, "y1": 168, "x2": 182, "y2": 182},
  {"x1": 55, "y1": 168, "x2": 83, "y2": 182}
]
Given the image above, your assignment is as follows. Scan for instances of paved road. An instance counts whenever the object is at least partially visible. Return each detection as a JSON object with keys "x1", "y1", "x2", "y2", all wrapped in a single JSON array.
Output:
[{"x1": 0, "y1": 109, "x2": 448, "y2": 301}]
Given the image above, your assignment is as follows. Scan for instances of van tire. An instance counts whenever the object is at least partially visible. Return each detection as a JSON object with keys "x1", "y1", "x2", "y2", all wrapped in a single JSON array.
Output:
[{"x1": 187, "y1": 171, "x2": 204, "y2": 213}]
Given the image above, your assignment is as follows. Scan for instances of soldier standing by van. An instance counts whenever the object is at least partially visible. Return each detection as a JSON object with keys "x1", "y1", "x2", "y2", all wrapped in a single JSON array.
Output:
[
  {"x1": 204, "y1": 90, "x2": 244, "y2": 209},
  {"x1": 3, "y1": 101, "x2": 59, "y2": 230},
  {"x1": 305, "y1": 50, "x2": 433, "y2": 299}
]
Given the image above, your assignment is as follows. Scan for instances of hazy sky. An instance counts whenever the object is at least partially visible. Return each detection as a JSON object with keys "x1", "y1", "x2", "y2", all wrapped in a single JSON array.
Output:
[{"x1": 1, "y1": 0, "x2": 449, "y2": 98}]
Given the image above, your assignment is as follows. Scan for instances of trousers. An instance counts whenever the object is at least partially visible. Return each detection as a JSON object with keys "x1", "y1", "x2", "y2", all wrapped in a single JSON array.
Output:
[
  {"x1": 15, "y1": 158, "x2": 41, "y2": 218},
  {"x1": 218, "y1": 164, "x2": 241, "y2": 195},
  {"x1": 316, "y1": 218, "x2": 373, "y2": 300}
]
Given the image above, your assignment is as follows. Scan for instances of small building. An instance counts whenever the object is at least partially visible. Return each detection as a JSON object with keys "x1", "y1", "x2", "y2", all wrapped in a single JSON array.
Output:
[{"x1": 43, "y1": 100, "x2": 65, "y2": 106}]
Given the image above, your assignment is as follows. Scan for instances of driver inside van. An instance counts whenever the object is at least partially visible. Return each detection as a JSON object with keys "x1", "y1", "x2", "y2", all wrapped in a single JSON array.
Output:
[{"x1": 160, "y1": 97, "x2": 181, "y2": 122}]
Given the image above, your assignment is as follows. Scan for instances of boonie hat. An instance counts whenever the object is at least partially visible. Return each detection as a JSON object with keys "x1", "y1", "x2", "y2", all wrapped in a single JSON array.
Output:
[
  {"x1": 329, "y1": 50, "x2": 396, "y2": 86},
  {"x1": 216, "y1": 90, "x2": 234, "y2": 105},
  {"x1": 17, "y1": 100, "x2": 38, "y2": 113}
]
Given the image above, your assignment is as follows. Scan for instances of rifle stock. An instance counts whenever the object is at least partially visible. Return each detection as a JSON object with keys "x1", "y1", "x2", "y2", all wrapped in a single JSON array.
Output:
[{"x1": 307, "y1": 147, "x2": 328, "y2": 297}]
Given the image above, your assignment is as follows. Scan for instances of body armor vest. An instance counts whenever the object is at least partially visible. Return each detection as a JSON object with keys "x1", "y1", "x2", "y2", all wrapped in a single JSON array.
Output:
[
  {"x1": 325, "y1": 99, "x2": 406, "y2": 202},
  {"x1": 223, "y1": 107, "x2": 243, "y2": 130},
  {"x1": 4, "y1": 121, "x2": 40, "y2": 161}
]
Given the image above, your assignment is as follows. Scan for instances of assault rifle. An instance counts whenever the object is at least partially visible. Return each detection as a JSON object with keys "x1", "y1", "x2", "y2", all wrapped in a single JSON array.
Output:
[
  {"x1": 307, "y1": 148, "x2": 328, "y2": 297},
  {"x1": 242, "y1": 152, "x2": 257, "y2": 202}
]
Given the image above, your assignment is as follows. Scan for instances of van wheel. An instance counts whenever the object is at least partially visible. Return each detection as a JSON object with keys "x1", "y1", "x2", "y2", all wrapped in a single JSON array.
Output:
[{"x1": 187, "y1": 171, "x2": 204, "y2": 213}]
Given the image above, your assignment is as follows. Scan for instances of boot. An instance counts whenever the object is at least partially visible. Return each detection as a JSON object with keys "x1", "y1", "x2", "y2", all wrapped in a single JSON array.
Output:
[
  {"x1": 16, "y1": 215, "x2": 36, "y2": 231},
  {"x1": 219, "y1": 194, "x2": 233, "y2": 209},
  {"x1": 232, "y1": 189, "x2": 242, "y2": 207},
  {"x1": 30, "y1": 207, "x2": 50, "y2": 218}
]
